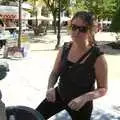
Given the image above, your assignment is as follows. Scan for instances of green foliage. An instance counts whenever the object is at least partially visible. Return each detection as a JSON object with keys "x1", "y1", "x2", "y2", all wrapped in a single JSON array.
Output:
[
  {"x1": 61, "y1": 0, "x2": 69, "y2": 10},
  {"x1": 0, "y1": 0, "x2": 29, "y2": 5},
  {"x1": 41, "y1": 6, "x2": 49, "y2": 17},
  {"x1": 74, "y1": 0, "x2": 116, "y2": 19},
  {"x1": 70, "y1": 0, "x2": 87, "y2": 14},
  {"x1": 101, "y1": 0, "x2": 116, "y2": 19},
  {"x1": 110, "y1": 7, "x2": 120, "y2": 32}
]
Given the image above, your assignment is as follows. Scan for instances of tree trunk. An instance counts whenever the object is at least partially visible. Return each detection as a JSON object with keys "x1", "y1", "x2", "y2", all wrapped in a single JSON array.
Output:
[
  {"x1": 53, "y1": 13, "x2": 57, "y2": 34},
  {"x1": 18, "y1": 0, "x2": 22, "y2": 49},
  {"x1": 55, "y1": 0, "x2": 61, "y2": 49},
  {"x1": 34, "y1": 10, "x2": 39, "y2": 36}
]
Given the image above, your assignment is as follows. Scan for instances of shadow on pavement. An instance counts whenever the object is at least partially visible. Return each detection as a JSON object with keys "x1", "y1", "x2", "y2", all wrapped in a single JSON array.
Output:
[
  {"x1": 31, "y1": 41, "x2": 120, "y2": 54},
  {"x1": 31, "y1": 49, "x2": 56, "y2": 52},
  {"x1": 51, "y1": 109, "x2": 120, "y2": 120},
  {"x1": 96, "y1": 41, "x2": 120, "y2": 55},
  {"x1": 30, "y1": 39, "x2": 55, "y2": 44},
  {"x1": 91, "y1": 109, "x2": 120, "y2": 120}
]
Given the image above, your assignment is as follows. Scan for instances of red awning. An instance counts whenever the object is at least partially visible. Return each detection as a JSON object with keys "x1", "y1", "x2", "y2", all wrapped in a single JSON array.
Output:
[
  {"x1": 0, "y1": 14, "x2": 17, "y2": 19},
  {"x1": 0, "y1": 5, "x2": 30, "y2": 20}
]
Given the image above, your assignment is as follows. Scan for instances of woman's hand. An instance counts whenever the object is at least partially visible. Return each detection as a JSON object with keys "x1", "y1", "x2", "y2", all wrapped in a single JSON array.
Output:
[
  {"x1": 46, "y1": 88, "x2": 56, "y2": 102},
  {"x1": 68, "y1": 95, "x2": 88, "y2": 111}
]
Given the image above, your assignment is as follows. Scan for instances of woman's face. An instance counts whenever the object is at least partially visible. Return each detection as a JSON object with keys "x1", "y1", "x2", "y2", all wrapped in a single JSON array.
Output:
[{"x1": 71, "y1": 18, "x2": 89, "y2": 43}]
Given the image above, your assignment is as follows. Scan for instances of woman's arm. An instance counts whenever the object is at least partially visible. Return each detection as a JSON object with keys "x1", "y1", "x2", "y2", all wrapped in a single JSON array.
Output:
[
  {"x1": 47, "y1": 47, "x2": 63, "y2": 89},
  {"x1": 85, "y1": 54, "x2": 108, "y2": 101},
  {"x1": 46, "y1": 48, "x2": 63, "y2": 102}
]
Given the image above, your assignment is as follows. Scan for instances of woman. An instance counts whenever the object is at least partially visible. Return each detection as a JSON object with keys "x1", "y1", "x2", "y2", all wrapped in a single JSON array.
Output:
[{"x1": 36, "y1": 11, "x2": 108, "y2": 120}]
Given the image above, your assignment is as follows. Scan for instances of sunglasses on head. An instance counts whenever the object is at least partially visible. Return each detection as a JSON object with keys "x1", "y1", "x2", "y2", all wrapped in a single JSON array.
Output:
[{"x1": 71, "y1": 24, "x2": 88, "y2": 33}]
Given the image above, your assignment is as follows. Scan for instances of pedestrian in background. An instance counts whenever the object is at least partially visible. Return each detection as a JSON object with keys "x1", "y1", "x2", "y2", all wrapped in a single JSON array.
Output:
[
  {"x1": 36, "y1": 11, "x2": 108, "y2": 120},
  {"x1": 0, "y1": 20, "x2": 6, "y2": 49}
]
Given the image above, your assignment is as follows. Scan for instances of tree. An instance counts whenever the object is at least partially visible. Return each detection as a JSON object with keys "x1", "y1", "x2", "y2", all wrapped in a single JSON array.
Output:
[
  {"x1": 110, "y1": 0, "x2": 120, "y2": 33},
  {"x1": 108, "y1": 3, "x2": 120, "y2": 49},
  {"x1": 41, "y1": 6, "x2": 49, "y2": 17},
  {"x1": 100, "y1": 0, "x2": 117, "y2": 19},
  {"x1": 0, "y1": 0, "x2": 16, "y2": 5},
  {"x1": 27, "y1": 0, "x2": 45, "y2": 35},
  {"x1": 0, "y1": 0, "x2": 27, "y2": 5},
  {"x1": 42, "y1": 0, "x2": 69, "y2": 34},
  {"x1": 74, "y1": 0, "x2": 116, "y2": 20},
  {"x1": 69, "y1": 0, "x2": 86, "y2": 15},
  {"x1": 110, "y1": 6, "x2": 120, "y2": 40},
  {"x1": 42, "y1": 0, "x2": 69, "y2": 49}
]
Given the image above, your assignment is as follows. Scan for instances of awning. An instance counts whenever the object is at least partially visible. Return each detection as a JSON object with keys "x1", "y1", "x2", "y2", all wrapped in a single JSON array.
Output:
[
  {"x1": 0, "y1": 14, "x2": 17, "y2": 19},
  {"x1": 0, "y1": 5, "x2": 30, "y2": 19}
]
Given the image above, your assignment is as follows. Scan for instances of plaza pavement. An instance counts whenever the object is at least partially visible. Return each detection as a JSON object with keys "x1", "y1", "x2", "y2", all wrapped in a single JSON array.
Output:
[{"x1": 0, "y1": 32, "x2": 120, "y2": 119}]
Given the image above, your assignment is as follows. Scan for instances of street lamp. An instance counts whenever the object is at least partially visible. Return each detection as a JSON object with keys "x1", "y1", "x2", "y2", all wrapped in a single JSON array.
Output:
[{"x1": 55, "y1": 0, "x2": 61, "y2": 49}]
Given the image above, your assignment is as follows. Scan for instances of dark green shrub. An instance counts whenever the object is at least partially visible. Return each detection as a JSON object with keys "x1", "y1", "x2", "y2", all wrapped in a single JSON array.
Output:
[{"x1": 110, "y1": 7, "x2": 120, "y2": 33}]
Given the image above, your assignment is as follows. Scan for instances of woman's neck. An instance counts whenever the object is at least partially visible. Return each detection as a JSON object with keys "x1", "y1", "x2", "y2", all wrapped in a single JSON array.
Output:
[{"x1": 73, "y1": 41, "x2": 91, "y2": 52}]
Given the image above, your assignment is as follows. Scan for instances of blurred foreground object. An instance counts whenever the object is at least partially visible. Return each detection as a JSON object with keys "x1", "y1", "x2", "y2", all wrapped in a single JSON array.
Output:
[
  {"x1": 0, "y1": 61, "x2": 9, "y2": 80},
  {"x1": 0, "y1": 61, "x2": 9, "y2": 120},
  {"x1": 6, "y1": 106, "x2": 45, "y2": 120},
  {"x1": 0, "y1": 99, "x2": 6, "y2": 120}
]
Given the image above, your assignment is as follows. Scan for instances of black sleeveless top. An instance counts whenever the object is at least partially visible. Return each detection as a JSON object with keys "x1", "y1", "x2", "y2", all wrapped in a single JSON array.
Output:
[{"x1": 57, "y1": 42, "x2": 104, "y2": 103}]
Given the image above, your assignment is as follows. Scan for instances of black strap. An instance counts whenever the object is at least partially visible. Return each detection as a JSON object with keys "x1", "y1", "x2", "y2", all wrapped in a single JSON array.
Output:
[
  {"x1": 61, "y1": 42, "x2": 72, "y2": 62},
  {"x1": 85, "y1": 46, "x2": 104, "y2": 67},
  {"x1": 76, "y1": 46, "x2": 94, "y2": 64}
]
